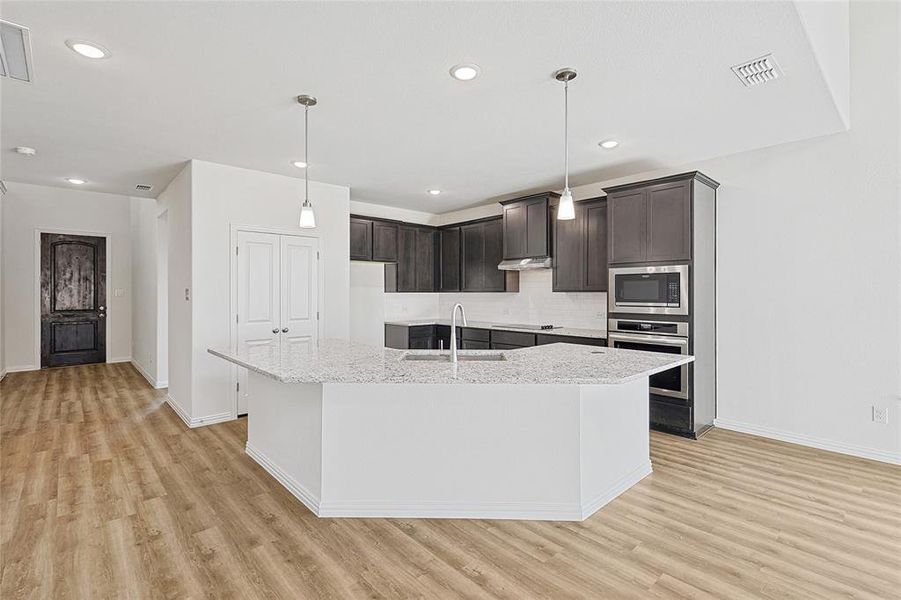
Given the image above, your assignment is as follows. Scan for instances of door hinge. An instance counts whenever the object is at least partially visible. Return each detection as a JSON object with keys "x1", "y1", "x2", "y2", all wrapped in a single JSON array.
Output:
[
  {"x1": 236, "y1": 246, "x2": 239, "y2": 256},
  {"x1": 317, "y1": 311, "x2": 320, "y2": 320},
  {"x1": 236, "y1": 382, "x2": 240, "y2": 392},
  {"x1": 317, "y1": 251, "x2": 320, "y2": 260},
  {"x1": 236, "y1": 314, "x2": 239, "y2": 323}
]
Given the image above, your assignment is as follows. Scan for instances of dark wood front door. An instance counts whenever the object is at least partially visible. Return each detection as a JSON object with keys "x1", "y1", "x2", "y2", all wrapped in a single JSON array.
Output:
[{"x1": 40, "y1": 233, "x2": 107, "y2": 368}]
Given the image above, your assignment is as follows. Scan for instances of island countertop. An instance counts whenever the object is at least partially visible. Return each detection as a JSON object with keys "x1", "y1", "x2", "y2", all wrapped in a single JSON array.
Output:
[{"x1": 208, "y1": 339, "x2": 693, "y2": 386}]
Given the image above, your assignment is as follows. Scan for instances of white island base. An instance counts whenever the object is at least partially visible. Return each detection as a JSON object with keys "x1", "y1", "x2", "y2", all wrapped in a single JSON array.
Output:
[{"x1": 244, "y1": 372, "x2": 651, "y2": 521}]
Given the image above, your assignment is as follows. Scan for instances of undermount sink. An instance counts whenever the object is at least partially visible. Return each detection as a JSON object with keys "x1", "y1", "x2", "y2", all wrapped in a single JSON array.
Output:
[{"x1": 402, "y1": 352, "x2": 507, "y2": 362}]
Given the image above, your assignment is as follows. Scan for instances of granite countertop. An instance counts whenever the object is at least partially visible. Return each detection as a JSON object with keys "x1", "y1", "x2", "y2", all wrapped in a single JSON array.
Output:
[
  {"x1": 384, "y1": 319, "x2": 607, "y2": 340},
  {"x1": 208, "y1": 339, "x2": 692, "y2": 386}
]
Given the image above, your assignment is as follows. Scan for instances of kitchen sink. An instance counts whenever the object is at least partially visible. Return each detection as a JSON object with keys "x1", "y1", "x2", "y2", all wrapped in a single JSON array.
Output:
[{"x1": 402, "y1": 352, "x2": 507, "y2": 362}]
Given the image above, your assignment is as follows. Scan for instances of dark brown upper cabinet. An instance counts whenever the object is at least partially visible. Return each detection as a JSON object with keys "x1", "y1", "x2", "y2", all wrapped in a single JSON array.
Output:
[
  {"x1": 349, "y1": 217, "x2": 373, "y2": 260},
  {"x1": 393, "y1": 225, "x2": 436, "y2": 292},
  {"x1": 552, "y1": 197, "x2": 608, "y2": 292},
  {"x1": 501, "y1": 193, "x2": 556, "y2": 260},
  {"x1": 461, "y1": 218, "x2": 518, "y2": 292},
  {"x1": 372, "y1": 220, "x2": 398, "y2": 262},
  {"x1": 605, "y1": 171, "x2": 718, "y2": 266},
  {"x1": 438, "y1": 227, "x2": 461, "y2": 292}
]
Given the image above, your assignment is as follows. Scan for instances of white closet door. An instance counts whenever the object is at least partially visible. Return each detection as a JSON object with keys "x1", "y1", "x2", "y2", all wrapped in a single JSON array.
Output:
[
  {"x1": 236, "y1": 231, "x2": 280, "y2": 415},
  {"x1": 279, "y1": 235, "x2": 319, "y2": 352}
]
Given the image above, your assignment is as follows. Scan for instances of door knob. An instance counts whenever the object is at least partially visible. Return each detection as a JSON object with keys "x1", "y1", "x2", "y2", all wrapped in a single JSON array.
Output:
[
  {"x1": 272, "y1": 328, "x2": 279, "y2": 334},
  {"x1": 99, "y1": 306, "x2": 105, "y2": 311},
  {"x1": 281, "y1": 328, "x2": 289, "y2": 333}
]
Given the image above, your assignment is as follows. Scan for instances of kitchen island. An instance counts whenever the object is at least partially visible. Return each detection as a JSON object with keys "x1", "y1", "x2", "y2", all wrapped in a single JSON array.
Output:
[{"x1": 209, "y1": 339, "x2": 693, "y2": 521}]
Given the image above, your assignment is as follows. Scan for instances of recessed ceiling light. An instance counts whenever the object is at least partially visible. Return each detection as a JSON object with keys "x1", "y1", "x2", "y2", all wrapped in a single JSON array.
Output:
[
  {"x1": 292, "y1": 161, "x2": 307, "y2": 168},
  {"x1": 15, "y1": 146, "x2": 36, "y2": 156},
  {"x1": 65, "y1": 40, "x2": 110, "y2": 59},
  {"x1": 599, "y1": 139, "x2": 619, "y2": 149},
  {"x1": 66, "y1": 178, "x2": 86, "y2": 185},
  {"x1": 427, "y1": 189, "x2": 441, "y2": 196},
  {"x1": 449, "y1": 64, "x2": 480, "y2": 81}
]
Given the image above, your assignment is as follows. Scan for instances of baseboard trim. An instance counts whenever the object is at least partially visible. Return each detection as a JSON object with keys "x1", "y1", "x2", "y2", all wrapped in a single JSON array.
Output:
[
  {"x1": 245, "y1": 442, "x2": 322, "y2": 515},
  {"x1": 5, "y1": 365, "x2": 38, "y2": 373},
  {"x1": 165, "y1": 394, "x2": 192, "y2": 428},
  {"x1": 580, "y1": 460, "x2": 653, "y2": 520},
  {"x1": 317, "y1": 499, "x2": 584, "y2": 521},
  {"x1": 0, "y1": 370, "x2": 6, "y2": 382},
  {"x1": 130, "y1": 360, "x2": 167, "y2": 389},
  {"x1": 164, "y1": 395, "x2": 234, "y2": 429},
  {"x1": 714, "y1": 418, "x2": 901, "y2": 465},
  {"x1": 107, "y1": 356, "x2": 132, "y2": 364}
]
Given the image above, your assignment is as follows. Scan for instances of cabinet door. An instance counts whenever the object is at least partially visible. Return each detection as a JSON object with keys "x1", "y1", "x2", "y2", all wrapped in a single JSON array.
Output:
[
  {"x1": 646, "y1": 181, "x2": 691, "y2": 262},
  {"x1": 608, "y1": 190, "x2": 647, "y2": 264},
  {"x1": 439, "y1": 227, "x2": 461, "y2": 292},
  {"x1": 461, "y1": 339, "x2": 490, "y2": 350},
  {"x1": 584, "y1": 200, "x2": 608, "y2": 291},
  {"x1": 502, "y1": 203, "x2": 527, "y2": 259},
  {"x1": 414, "y1": 228, "x2": 436, "y2": 292},
  {"x1": 396, "y1": 226, "x2": 417, "y2": 291},
  {"x1": 552, "y1": 202, "x2": 584, "y2": 291},
  {"x1": 461, "y1": 223, "x2": 484, "y2": 291},
  {"x1": 372, "y1": 221, "x2": 398, "y2": 262},
  {"x1": 482, "y1": 219, "x2": 506, "y2": 291},
  {"x1": 349, "y1": 218, "x2": 372, "y2": 260},
  {"x1": 525, "y1": 197, "x2": 549, "y2": 258},
  {"x1": 409, "y1": 336, "x2": 435, "y2": 350}
]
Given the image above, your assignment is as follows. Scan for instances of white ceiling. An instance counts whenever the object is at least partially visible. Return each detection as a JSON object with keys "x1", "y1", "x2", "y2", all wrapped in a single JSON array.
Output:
[{"x1": 1, "y1": 1, "x2": 847, "y2": 212}]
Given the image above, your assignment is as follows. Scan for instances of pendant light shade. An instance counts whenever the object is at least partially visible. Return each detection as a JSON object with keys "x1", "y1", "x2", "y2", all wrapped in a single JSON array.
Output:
[
  {"x1": 297, "y1": 94, "x2": 318, "y2": 229},
  {"x1": 554, "y1": 68, "x2": 577, "y2": 221},
  {"x1": 558, "y1": 188, "x2": 575, "y2": 220}
]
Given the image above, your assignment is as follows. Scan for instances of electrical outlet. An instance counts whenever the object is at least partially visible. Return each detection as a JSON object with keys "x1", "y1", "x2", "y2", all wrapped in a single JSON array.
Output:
[{"x1": 872, "y1": 406, "x2": 888, "y2": 424}]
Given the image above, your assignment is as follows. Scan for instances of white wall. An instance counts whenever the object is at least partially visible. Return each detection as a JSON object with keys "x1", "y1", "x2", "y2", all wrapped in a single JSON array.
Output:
[
  {"x1": 562, "y1": 2, "x2": 899, "y2": 463},
  {"x1": 130, "y1": 196, "x2": 168, "y2": 388},
  {"x1": 1, "y1": 182, "x2": 133, "y2": 371},
  {"x1": 0, "y1": 189, "x2": 4, "y2": 379},
  {"x1": 189, "y1": 160, "x2": 350, "y2": 421},
  {"x1": 349, "y1": 261, "x2": 388, "y2": 346},
  {"x1": 157, "y1": 163, "x2": 193, "y2": 417}
]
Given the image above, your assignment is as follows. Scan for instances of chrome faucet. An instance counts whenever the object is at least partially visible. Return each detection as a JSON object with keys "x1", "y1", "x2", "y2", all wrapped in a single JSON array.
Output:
[{"x1": 450, "y1": 303, "x2": 467, "y2": 363}]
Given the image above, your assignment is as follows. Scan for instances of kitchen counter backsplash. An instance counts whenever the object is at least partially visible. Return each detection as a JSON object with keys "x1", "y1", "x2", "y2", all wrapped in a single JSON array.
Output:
[{"x1": 437, "y1": 269, "x2": 607, "y2": 329}]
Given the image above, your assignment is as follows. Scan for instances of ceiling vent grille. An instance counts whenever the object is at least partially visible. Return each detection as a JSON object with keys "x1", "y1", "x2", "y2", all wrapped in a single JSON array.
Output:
[
  {"x1": 135, "y1": 184, "x2": 153, "y2": 192},
  {"x1": 0, "y1": 19, "x2": 33, "y2": 83},
  {"x1": 731, "y1": 54, "x2": 782, "y2": 87}
]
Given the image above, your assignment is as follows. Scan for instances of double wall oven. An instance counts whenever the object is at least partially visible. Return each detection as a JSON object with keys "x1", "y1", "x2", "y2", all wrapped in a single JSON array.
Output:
[{"x1": 607, "y1": 318, "x2": 689, "y2": 400}]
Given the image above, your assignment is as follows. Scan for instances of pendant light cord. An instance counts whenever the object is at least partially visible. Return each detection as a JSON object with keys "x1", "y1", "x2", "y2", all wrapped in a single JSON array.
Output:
[
  {"x1": 563, "y1": 78, "x2": 569, "y2": 190},
  {"x1": 304, "y1": 104, "x2": 309, "y2": 204}
]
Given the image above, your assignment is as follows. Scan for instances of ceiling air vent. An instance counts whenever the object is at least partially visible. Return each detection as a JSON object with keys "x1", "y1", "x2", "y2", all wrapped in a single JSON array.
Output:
[
  {"x1": 731, "y1": 54, "x2": 782, "y2": 87},
  {"x1": 135, "y1": 184, "x2": 153, "y2": 192},
  {"x1": 0, "y1": 19, "x2": 33, "y2": 83}
]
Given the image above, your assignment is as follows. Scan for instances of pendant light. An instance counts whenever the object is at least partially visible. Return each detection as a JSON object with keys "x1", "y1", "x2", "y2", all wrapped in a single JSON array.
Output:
[
  {"x1": 297, "y1": 94, "x2": 318, "y2": 229},
  {"x1": 554, "y1": 68, "x2": 577, "y2": 221}
]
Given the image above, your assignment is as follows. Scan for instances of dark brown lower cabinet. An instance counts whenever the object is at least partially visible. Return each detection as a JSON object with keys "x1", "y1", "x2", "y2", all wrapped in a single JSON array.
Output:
[
  {"x1": 387, "y1": 324, "x2": 605, "y2": 352},
  {"x1": 461, "y1": 339, "x2": 490, "y2": 350},
  {"x1": 536, "y1": 334, "x2": 606, "y2": 346}
]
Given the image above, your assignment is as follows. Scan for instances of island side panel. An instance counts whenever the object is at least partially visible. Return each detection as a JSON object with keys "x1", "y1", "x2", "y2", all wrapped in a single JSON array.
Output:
[
  {"x1": 245, "y1": 372, "x2": 324, "y2": 514},
  {"x1": 319, "y1": 383, "x2": 584, "y2": 520},
  {"x1": 578, "y1": 377, "x2": 652, "y2": 519}
]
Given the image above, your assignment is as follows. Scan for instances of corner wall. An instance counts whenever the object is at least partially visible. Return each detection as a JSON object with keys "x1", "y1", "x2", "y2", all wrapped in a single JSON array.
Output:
[
  {"x1": 189, "y1": 160, "x2": 350, "y2": 422},
  {"x1": 0, "y1": 182, "x2": 133, "y2": 371}
]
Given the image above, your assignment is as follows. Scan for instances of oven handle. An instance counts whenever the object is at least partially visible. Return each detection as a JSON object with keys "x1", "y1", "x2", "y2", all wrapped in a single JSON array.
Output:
[{"x1": 607, "y1": 332, "x2": 689, "y2": 349}]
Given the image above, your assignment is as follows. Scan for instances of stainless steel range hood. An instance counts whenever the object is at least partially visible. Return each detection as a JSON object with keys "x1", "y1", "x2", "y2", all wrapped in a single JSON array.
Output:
[{"x1": 497, "y1": 257, "x2": 553, "y2": 271}]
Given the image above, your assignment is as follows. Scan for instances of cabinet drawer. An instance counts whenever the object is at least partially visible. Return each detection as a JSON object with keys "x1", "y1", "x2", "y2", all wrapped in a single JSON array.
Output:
[
  {"x1": 490, "y1": 330, "x2": 536, "y2": 347},
  {"x1": 461, "y1": 339, "x2": 490, "y2": 350},
  {"x1": 408, "y1": 325, "x2": 436, "y2": 339},
  {"x1": 650, "y1": 397, "x2": 692, "y2": 432},
  {"x1": 491, "y1": 342, "x2": 524, "y2": 350},
  {"x1": 536, "y1": 334, "x2": 606, "y2": 347},
  {"x1": 461, "y1": 327, "x2": 490, "y2": 342}
]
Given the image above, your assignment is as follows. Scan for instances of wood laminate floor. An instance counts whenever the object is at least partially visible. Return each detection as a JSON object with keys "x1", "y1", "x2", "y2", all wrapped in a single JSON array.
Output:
[{"x1": 1, "y1": 364, "x2": 899, "y2": 599}]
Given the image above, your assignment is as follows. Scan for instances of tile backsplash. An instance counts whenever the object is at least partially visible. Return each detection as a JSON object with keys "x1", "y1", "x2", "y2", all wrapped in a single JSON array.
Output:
[{"x1": 382, "y1": 269, "x2": 607, "y2": 330}]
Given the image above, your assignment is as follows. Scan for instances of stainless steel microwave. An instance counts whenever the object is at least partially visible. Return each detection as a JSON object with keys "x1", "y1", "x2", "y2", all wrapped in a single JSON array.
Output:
[{"x1": 608, "y1": 264, "x2": 689, "y2": 316}]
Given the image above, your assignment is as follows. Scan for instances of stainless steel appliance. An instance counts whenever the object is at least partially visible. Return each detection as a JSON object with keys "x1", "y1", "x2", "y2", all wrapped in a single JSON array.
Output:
[
  {"x1": 608, "y1": 264, "x2": 689, "y2": 316},
  {"x1": 607, "y1": 318, "x2": 689, "y2": 400}
]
